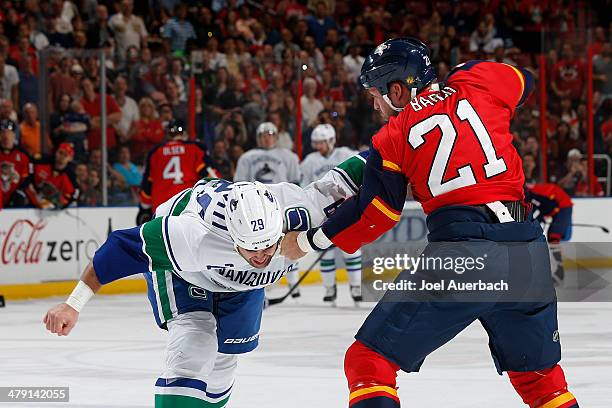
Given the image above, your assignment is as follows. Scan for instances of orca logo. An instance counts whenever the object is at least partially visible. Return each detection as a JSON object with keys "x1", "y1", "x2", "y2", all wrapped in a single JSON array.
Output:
[
  {"x1": 188, "y1": 286, "x2": 208, "y2": 300},
  {"x1": 553, "y1": 330, "x2": 560, "y2": 342}
]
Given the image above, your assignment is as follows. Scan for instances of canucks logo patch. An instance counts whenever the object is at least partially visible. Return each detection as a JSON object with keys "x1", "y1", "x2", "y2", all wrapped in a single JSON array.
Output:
[
  {"x1": 188, "y1": 286, "x2": 208, "y2": 300},
  {"x1": 285, "y1": 207, "x2": 311, "y2": 231}
]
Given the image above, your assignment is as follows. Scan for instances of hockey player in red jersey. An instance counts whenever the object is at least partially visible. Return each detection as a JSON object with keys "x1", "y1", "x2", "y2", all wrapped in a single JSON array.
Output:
[
  {"x1": 282, "y1": 38, "x2": 578, "y2": 408},
  {"x1": 525, "y1": 182, "x2": 573, "y2": 285},
  {"x1": 137, "y1": 119, "x2": 219, "y2": 224}
]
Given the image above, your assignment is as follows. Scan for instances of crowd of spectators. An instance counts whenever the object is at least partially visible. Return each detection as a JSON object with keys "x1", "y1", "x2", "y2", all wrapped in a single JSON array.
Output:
[{"x1": 0, "y1": 0, "x2": 610, "y2": 209}]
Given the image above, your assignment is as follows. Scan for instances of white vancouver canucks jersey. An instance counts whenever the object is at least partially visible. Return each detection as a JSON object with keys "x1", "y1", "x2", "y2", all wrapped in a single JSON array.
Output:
[
  {"x1": 234, "y1": 147, "x2": 302, "y2": 184},
  {"x1": 143, "y1": 153, "x2": 365, "y2": 292},
  {"x1": 300, "y1": 147, "x2": 356, "y2": 186}
]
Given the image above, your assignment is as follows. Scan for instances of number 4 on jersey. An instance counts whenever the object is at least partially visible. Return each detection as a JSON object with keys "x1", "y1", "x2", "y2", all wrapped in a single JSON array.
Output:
[
  {"x1": 408, "y1": 99, "x2": 507, "y2": 197},
  {"x1": 162, "y1": 156, "x2": 184, "y2": 184}
]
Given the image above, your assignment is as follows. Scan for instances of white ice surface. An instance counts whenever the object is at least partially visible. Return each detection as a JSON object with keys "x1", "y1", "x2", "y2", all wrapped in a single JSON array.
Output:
[{"x1": 0, "y1": 284, "x2": 610, "y2": 407}]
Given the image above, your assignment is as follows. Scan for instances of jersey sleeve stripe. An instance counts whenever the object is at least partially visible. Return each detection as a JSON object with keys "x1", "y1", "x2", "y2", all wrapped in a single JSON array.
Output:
[
  {"x1": 141, "y1": 217, "x2": 174, "y2": 271},
  {"x1": 382, "y1": 160, "x2": 401, "y2": 172},
  {"x1": 336, "y1": 154, "x2": 366, "y2": 187},
  {"x1": 503, "y1": 63, "x2": 525, "y2": 95},
  {"x1": 163, "y1": 216, "x2": 182, "y2": 271},
  {"x1": 538, "y1": 392, "x2": 576, "y2": 408},
  {"x1": 196, "y1": 163, "x2": 205, "y2": 172},
  {"x1": 171, "y1": 190, "x2": 192, "y2": 216},
  {"x1": 168, "y1": 189, "x2": 190, "y2": 216},
  {"x1": 503, "y1": 64, "x2": 534, "y2": 107},
  {"x1": 372, "y1": 197, "x2": 401, "y2": 221},
  {"x1": 332, "y1": 168, "x2": 359, "y2": 194},
  {"x1": 154, "y1": 271, "x2": 174, "y2": 321}
]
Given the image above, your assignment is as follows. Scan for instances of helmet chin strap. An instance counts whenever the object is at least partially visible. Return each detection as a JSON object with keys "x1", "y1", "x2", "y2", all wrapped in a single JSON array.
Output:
[{"x1": 383, "y1": 83, "x2": 441, "y2": 112}]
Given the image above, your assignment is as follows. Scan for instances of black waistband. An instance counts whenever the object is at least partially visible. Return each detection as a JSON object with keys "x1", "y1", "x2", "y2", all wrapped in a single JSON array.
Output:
[{"x1": 470, "y1": 201, "x2": 526, "y2": 223}]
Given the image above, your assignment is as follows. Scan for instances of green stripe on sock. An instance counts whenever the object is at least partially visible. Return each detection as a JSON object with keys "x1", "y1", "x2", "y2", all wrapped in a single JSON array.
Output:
[
  {"x1": 142, "y1": 217, "x2": 173, "y2": 271},
  {"x1": 336, "y1": 155, "x2": 365, "y2": 187},
  {"x1": 155, "y1": 272, "x2": 173, "y2": 322},
  {"x1": 172, "y1": 190, "x2": 193, "y2": 215},
  {"x1": 155, "y1": 394, "x2": 230, "y2": 408},
  {"x1": 345, "y1": 261, "x2": 361, "y2": 266}
]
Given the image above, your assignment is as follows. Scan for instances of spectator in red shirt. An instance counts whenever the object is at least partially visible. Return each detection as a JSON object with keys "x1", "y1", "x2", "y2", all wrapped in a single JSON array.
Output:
[
  {"x1": 127, "y1": 97, "x2": 164, "y2": 164},
  {"x1": 32, "y1": 142, "x2": 79, "y2": 209},
  {"x1": 79, "y1": 76, "x2": 121, "y2": 151},
  {"x1": 551, "y1": 43, "x2": 585, "y2": 101}
]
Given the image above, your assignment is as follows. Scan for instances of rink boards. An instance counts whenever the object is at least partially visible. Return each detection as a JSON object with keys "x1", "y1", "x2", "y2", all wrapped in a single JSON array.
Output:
[{"x1": 1, "y1": 198, "x2": 611, "y2": 300}]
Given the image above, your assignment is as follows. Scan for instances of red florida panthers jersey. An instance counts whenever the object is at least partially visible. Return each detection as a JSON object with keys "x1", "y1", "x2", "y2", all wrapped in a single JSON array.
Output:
[
  {"x1": 140, "y1": 140, "x2": 219, "y2": 211},
  {"x1": 321, "y1": 61, "x2": 534, "y2": 253},
  {"x1": 0, "y1": 147, "x2": 33, "y2": 207}
]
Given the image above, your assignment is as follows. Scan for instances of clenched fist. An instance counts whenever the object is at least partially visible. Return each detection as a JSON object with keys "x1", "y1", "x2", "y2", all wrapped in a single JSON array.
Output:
[
  {"x1": 280, "y1": 231, "x2": 307, "y2": 260},
  {"x1": 43, "y1": 303, "x2": 79, "y2": 336}
]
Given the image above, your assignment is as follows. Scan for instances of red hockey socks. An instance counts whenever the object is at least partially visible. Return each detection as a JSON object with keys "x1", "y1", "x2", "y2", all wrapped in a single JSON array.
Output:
[
  {"x1": 508, "y1": 364, "x2": 578, "y2": 408},
  {"x1": 344, "y1": 341, "x2": 401, "y2": 408}
]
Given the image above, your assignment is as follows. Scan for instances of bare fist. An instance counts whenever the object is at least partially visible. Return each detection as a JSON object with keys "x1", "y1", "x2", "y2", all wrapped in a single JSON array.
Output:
[
  {"x1": 280, "y1": 231, "x2": 308, "y2": 260},
  {"x1": 43, "y1": 303, "x2": 79, "y2": 336}
]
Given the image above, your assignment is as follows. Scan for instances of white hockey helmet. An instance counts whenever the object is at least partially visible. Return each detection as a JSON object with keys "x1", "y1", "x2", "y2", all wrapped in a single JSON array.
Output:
[
  {"x1": 256, "y1": 122, "x2": 278, "y2": 148},
  {"x1": 225, "y1": 182, "x2": 283, "y2": 251},
  {"x1": 311, "y1": 124, "x2": 336, "y2": 150}
]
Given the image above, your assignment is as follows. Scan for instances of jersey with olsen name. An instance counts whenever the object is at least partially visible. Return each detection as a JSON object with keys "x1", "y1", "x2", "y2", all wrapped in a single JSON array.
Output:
[
  {"x1": 300, "y1": 147, "x2": 356, "y2": 186},
  {"x1": 140, "y1": 140, "x2": 218, "y2": 211},
  {"x1": 92, "y1": 153, "x2": 366, "y2": 292}
]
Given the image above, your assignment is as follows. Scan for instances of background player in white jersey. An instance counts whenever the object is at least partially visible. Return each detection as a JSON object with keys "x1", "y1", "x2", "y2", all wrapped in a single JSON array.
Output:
[
  {"x1": 299, "y1": 124, "x2": 362, "y2": 304},
  {"x1": 43, "y1": 162, "x2": 361, "y2": 408},
  {"x1": 234, "y1": 122, "x2": 301, "y2": 184}
]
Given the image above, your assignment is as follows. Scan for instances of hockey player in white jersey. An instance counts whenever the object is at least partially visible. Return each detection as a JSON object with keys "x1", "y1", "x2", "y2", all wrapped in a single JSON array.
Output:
[
  {"x1": 297, "y1": 124, "x2": 363, "y2": 303},
  {"x1": 234, "y1": 122, "x2": 301, "y2": 184},
  {"x1": 42, "y1": 156, "x2": 363, "y2": 407}
]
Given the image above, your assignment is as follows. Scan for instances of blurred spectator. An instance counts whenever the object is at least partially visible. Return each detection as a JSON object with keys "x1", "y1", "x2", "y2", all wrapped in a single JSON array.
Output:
[
  {"x1": 161, "y1": 4, "x2": 196, "y2": 56},
  {"x1": 166, "y1": 81, "x2": 188, "y2": 124},
  {"x1": 54, "y1": 0, "x2": 79, "y2": 36},
  {"x1": 300, "y1": 77, "x2": 323, "y2": 127},
  {"x1": 113, "y1": 76, "x2": 139, "y2": 144},
  {"x1": 74, "y1": 162, "x2": 90, "y2": 205},
  {"x1": 49, "y1": 58, "x2": 79, "y2": 108},
  {"x1": 167, "y1": 57, "x2": 188, "y2": 102},
  {"x1": 50, "y1": 95, "x2": 90, "y2": 163},
  {"x1": 522, "y1": 152, "x2": 539, "y2": 184},
  {"x1": 18, "y1": 55, "x2": 38, "y2": 109},
  {"x1": 558, "y1": 149, "x2": 603, "y2": 196},
  {"x1": 0, "y1": 119, "x2": 36, "y2": 208},
  {"x1": 210, "y1": 138, "x2": 234, "y2": 180},
  {"x1": 469, "y1": 20, "x2": 503, "y2": 54},
  {"x1": 19, "y1": 103, "x2": 47, "y2": 159},
  {"x1": 194, "y1": 7, "x2": 223, "y2": 48},
  {"x1": 343, "y1": 44, "x2": 364, "y2": 82},
  {"x1": 274, "y1": 28, "x2": 300, "y2": 64},
  {"x1": 268, "y1": 111, "x2": 293, "y2": 150},
  {"x1": 128, "y1": 97, "x2": 164, "y2": 164},
  {"x1": 79, "y1": 76, "x2": 121, "y2": 151},
  {"x1": 32, "y1": 142, "x2": 79, "y2": 209},
  {"x1": 593, "y1": 43, "x2": 611, "y2": 98},
  {"x1": 79, "y1": 167, "x2": 102, "y2": 206},
  {"x1": 306, "y1": 1, "x2": 338, "y2": 49},
  {"x1": 0, "y1": 98, "x2": 19, "y2": 141},
  {"x1": 0, "y1": 54, "x2": 19, "y2": 108},
  {"x1": 551, "y1": 43, "x2": 585, "y2": 101},
  {"x1": 109, "y1": 145, "x2": 139, "y2": 205},
  {"x1": 86, "y1": 5, "x2": 112, "y2": 49},
  {"x1": 108, "y1": 0, "x2": 148, "y2": 61}
]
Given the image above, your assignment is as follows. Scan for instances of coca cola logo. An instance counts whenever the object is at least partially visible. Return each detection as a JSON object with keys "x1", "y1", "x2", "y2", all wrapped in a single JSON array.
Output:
[
  {"x1": 0, "y1": 218, "x2": 100, "y2": 267},
  {"x1": 1, "y1": 219, "x2": 46, "y2": 265}
]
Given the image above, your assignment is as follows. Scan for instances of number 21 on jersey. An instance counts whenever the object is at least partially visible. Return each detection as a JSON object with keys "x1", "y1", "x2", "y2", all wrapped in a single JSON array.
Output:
[
  {"x1": 408, "y1": 99, "x2": 507, "y2": 197},
  {"x1": 163, "y1": 156, "x2": 185, "y2": 184}
]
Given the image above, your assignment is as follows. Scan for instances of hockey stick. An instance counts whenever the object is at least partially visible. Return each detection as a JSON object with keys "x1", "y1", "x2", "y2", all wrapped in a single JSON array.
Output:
[
  {"x1": 572, "y1": 223, "x2": 610, "y2": 233},
  {"x1": 267, "y1": 250, "x2": 328, "y2": 306}
]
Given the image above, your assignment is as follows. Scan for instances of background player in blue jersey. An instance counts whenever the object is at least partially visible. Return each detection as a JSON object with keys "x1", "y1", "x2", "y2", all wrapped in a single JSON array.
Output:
[{"x1": 282, "y1": 38, "x2": 579, "y2": 408}]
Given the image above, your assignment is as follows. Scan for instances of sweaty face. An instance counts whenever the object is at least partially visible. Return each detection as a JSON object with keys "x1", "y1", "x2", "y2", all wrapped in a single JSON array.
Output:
[{"x1": 236, "y1": 241, "x2": 280, "y2": 268}]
